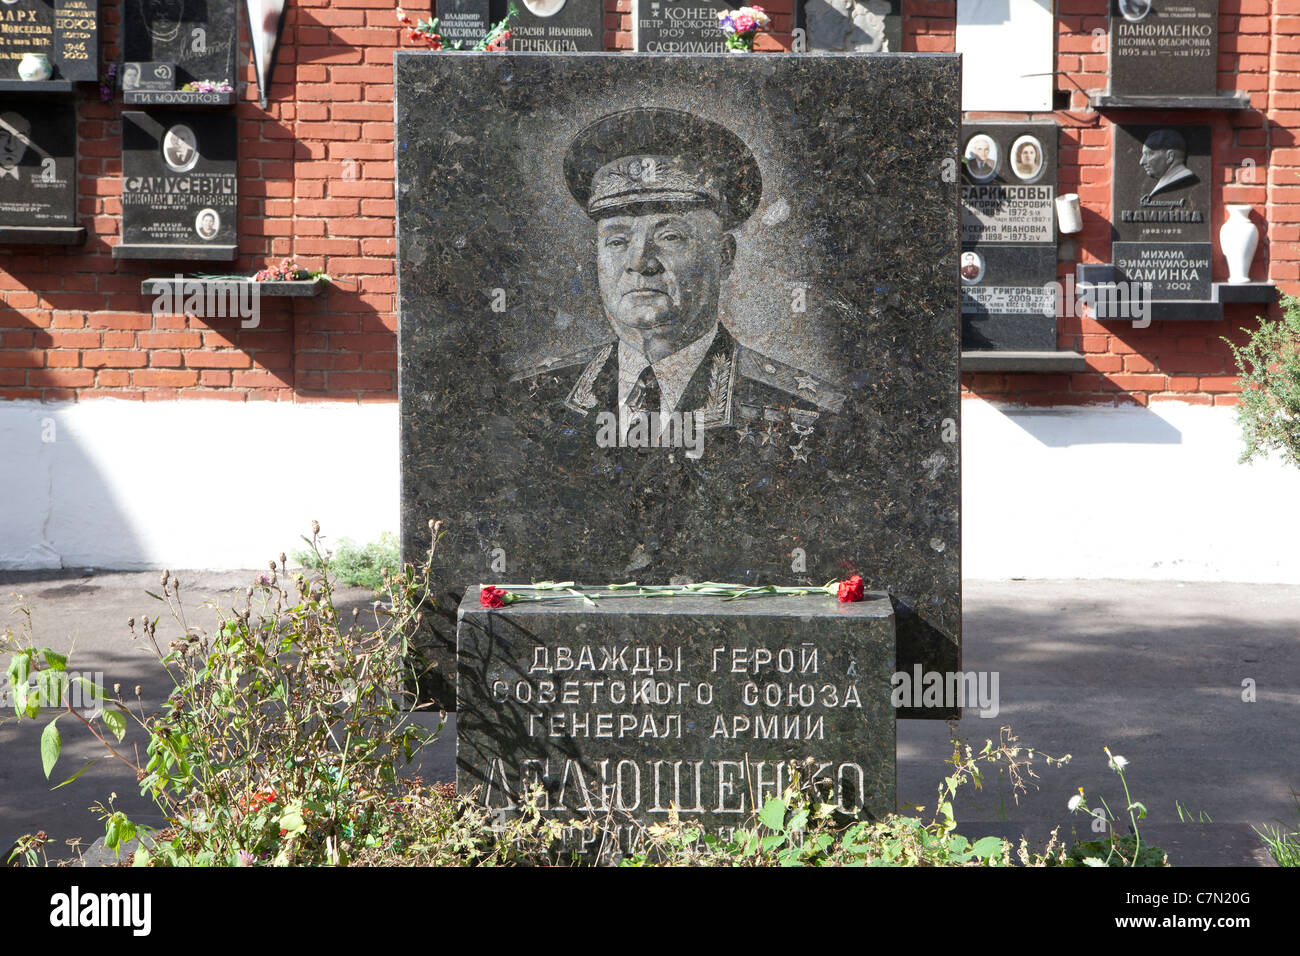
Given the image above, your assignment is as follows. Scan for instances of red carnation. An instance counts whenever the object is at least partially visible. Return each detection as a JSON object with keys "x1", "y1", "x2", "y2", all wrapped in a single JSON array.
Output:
[
  {"x1": 836, "y1": 575, "x2": 864, "y2": 603},
  {"x1": 480, "y1": 585, "x2": 509, "y2": 608}
]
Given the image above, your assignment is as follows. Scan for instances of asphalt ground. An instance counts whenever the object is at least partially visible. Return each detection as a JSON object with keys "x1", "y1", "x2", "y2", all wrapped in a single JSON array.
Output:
[{"x1": 0, "y1": 571, "x2": 1293, "y2": 866}]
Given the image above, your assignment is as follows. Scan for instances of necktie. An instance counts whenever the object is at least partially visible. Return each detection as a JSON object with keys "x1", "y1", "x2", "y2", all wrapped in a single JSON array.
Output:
[{"x1": 627, "y1": 366, "x2": 661, "y2": 416}]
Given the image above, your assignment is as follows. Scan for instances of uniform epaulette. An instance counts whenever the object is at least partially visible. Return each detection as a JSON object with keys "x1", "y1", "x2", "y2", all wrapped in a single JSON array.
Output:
[
  {"x1": 734, "y1": 346, "x2": 847, "y2": 413},
  {"x1": 508, "y1": 339, "x2": 617, "y2": 383}
]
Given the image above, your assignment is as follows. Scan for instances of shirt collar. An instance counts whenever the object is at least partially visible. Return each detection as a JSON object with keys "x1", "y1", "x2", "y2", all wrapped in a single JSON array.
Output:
[{"x1": 617, "y1": 324, "x2": 718, "y2": 417}]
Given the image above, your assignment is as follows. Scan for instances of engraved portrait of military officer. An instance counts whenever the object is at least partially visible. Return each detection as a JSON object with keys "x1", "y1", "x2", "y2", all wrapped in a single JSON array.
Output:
[
  {"x1": 0, "y1": 111, "x2": 30, "y2": 180},
  {"x1": 1139, "y1": 129, "x2": 1196, "y2": 201},
  {"x1": 508, "y1": 108, "x2": 845, "y2": 462}
]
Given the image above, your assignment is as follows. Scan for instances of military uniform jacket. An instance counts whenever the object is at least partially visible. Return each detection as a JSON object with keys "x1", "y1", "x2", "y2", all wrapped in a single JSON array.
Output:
[{"x1": 511, "y1": 325, "x2": 846, "y2": 463}]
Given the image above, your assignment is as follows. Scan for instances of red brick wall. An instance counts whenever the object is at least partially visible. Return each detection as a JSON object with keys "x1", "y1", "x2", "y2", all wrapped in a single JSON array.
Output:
[
  {"x1": 0, "y1": 0, "x2": 1287, "y2": 406},
  {"x1": 944, "y1": 0, "x2": 1281, "y2": 408}
]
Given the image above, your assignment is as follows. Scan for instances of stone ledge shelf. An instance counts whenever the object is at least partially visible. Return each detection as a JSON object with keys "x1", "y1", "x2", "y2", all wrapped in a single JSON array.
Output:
[
  {"x1": 112, "y1": 243, "x2": 238, "y2": 262},
  {"x1": 961, "y1": 350, "x2": 1087, "y2": 373},
  {"x1": 1088, "y1": 91, "x2": 1252, "y2": 111},
  {"x1": 1074, "y1": 264, "x2": 1276, "y2": 321},
  {"x1": 139, "y1": 276, "x2": 327, "y2": 297},
  {"x1": 122, "y1": 90, "x2": 236, "y2": 106},
  {"x1": 0, "y1": 225, "x2": 86, "y2": 245},
  {"x1": 0, "y1": 80, "x2": 76, "y2": 94}
]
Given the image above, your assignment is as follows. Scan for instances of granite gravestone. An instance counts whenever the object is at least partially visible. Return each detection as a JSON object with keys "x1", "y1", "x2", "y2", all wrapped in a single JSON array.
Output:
[
  {"x1": 0, "y1": 99, "x2": 75, "y2": 226},
  {"x1": 121, "y1": 0, "x2": 237, "y2": 101},
  {"x1": 494, "y1": 0, "x2": 602, "y2": 51},
  {"x1": 437, "y1": 0, "x2": 490, "y2": 47},
  {"x1": 797, "y1": 0, "x2": 899, "y2": 53},
  {"x1": 1108, "y1": 0, "x2": 1217, "y2": 98},
  {"x1": 0, "y1": 0, "x2": 99, "y2": 82},
  {"x1": 117, "y1": 110, "x2": 237, "y2": 259},
  {"x1": 457, "y1": 591, "x2": 897, "y2": 848},
  {"x1": 396, "y1": 53, "x2": 961, "y2": 712},
  {"x1": 1112, "y1": 123, "x2": 1211, "y2": 301},
  {"x1": 960, "y1": 123, "x2": 1059, "y2": 351}
]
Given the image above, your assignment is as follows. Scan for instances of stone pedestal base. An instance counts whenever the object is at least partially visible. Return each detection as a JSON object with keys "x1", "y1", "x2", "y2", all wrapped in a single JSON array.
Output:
[{"x1": 456, "y1": 589, "x2": 897, "y2": 853}]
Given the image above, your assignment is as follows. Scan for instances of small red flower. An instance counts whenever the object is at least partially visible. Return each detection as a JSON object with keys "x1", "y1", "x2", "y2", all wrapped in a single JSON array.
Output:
[
  {"x1": 480, "y1": 585, "x2": 509, "y2": 608},
  {"x1": 836, "y1": 575, "x2": 864, "y2": 603}
]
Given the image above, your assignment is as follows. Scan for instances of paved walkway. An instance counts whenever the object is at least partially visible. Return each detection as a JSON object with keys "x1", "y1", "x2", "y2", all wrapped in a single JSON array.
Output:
[{"x1": 1, "y1": 572, "x2": 1293, "y2": 865}]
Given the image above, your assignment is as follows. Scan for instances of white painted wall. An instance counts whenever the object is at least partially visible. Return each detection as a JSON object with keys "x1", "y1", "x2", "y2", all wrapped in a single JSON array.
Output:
[
  {"x1": 0, "y1": 400, "x2": 397, "y2": 570},
  {"x1": 961, "y1": 398, "x2": 1300, "y2": 583},
  {"x1": 956, "y1": 0, "x2": 1056, "y2": 112},
  {"x1": 2, "y1": 398, "x2": 1299, "y2": 581}
]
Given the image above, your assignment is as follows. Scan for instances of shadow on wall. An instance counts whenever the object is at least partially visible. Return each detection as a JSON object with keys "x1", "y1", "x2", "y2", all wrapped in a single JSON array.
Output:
[
  {"x1": 0, "y1": 404, "x2": 144, "y2": 570},
  {"x1": 998, "y1": 406, "x2": 1184, "y2": 446}
]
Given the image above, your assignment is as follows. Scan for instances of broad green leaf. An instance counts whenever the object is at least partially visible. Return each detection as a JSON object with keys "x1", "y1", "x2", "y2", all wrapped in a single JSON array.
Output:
[
  {"x1": 6, "y1": 650, "x2": 30, "y2": 686},
  {"x1": 757, "y1": 797, "x2": 786, "y2": 831},
  {"x1": 102, "y1": 708, "x2": 128, "y2": 743},
  {"x1": 40, "y1": 717, "x2": 61, "y2": 778},
  {"x1": 35, "y1": 669, "x2": 68, "y2": 708},
  {"x1": 279, "y1": 808, "x2": 306, "y2": 836},
  {"x1": 40, "y1": 649, "x2": 67, "y2": 671},
  {"x1": 970, "y1": 836, "x2": 1006, "y2": 860}
]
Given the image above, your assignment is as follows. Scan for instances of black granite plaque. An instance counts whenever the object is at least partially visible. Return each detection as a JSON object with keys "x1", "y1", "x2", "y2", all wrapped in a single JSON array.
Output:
[
  {"x1": 1109, "y1": 0, "x2": 1217, "y2": 98},
  {"x1": 1112, "y1": 123, "x2": 1209, "y2": 244},
  {"x1": 458, "y1": 590, "x2": 896, "y2": 847},
  {"x1": 637, "y1": 0, "x2": 726, "y2": 53},
  {"x1": 0, "y1": 98, "x2": 75, "y2": 226},
  {"x1": 961, "y1": 246, "x2": 1058, "y2": 352},
  {"x1": 797, "y1": 0, "x2": 900, "y2": 53},
  {"x1": 493, "y1": 0, "x2": 602, "y2": 51},
  {"x1": 122, "y1": 60, "x2": 176, "y2": 91},
  {"x1": 121, "y1": 0, "x2": 237, "y2": 94},
  {"x1": 0, "y1": 0, "x2": 99, "y2": 81},
  {"x1": 960, "y1": 123, "x2": 1058, "y2": 352},
  {"x1": 395, "y1": 53, "x2": 962, "y2": 709},
  {"x1": 1111, "y1": 123, "x2": 1210, "y2": 302},
  {"x1": 118, "y1": 110, "x2": 236, "y2": 257},
  {"x1": 1113, "y1": 241, "x2": 1212, "y2": 301},
  {"x1": 438, "y1": 0, "x2": 490, "y2": 47}
]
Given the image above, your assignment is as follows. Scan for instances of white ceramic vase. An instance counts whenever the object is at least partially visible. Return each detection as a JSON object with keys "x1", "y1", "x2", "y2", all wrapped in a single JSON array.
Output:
[
  {"x1": 1219, "y1": 204, "x2": 1260, "y2": 284},
  {"x1": 17, "y1": 53, "x2": 52, "y2": 82}
]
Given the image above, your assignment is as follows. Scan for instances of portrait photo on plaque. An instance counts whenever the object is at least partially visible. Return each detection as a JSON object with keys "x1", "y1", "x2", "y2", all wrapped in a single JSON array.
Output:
[
  {"x1": 1010, "y1": 135, "x2": 1045, "y2": 183},
  {"x1": 963, "y1": 134, "x2": 998, "y2": 183}
]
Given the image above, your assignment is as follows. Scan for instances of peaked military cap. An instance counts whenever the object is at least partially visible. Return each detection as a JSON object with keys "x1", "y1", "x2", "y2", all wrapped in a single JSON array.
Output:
[{"x1": 563, "y1": 108, "x2": 763, "y2": 231}]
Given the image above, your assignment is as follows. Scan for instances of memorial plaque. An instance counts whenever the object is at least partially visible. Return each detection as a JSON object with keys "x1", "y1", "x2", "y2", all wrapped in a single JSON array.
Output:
[
  {"x1": 493, "y1": 0, "x2": 602, "y2": 51},
  {"x1": 797, "y1": 0, "x2": 900, "y2": 53},
  {"x1": 121, "y1": 0, "x2": 237, "y2": 93},
  {"x1": 437, "y1": 0, "x2": 490, "y2": 47},
  {"x1": 960, "y1": 123, "x2": 1058, "y2": 351},
  {"x1": 1109, "y1": 0, "x2": 1217, "y2": 98},
  {"x1": 122, "y1": 60, "x2": 176, "y2": 91},
  {"x1": 1113, "y1": 241, "x2": 1212, "y2": 301},
  {"x1": 395, "y1": 53, "x2": 962, "y2": 709},
  {"x1": 118, "y1": 110, "x2": 237, "y2": 257},
  {"x1": 0, "y1": 0, "x2": 99, "y2": 81},
  {"x1": 1112, "y1": 123, "x2": 1210, "y2": 301},
  {"x1": 637, "y1": 0, "x2": 726, "y2": 53},
  {"x1": 0, "y1": 98, "x2": 75, "y2": 226},
  {"x1": 458, "y1": 591, "x2": 897, "y2": 850}
]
